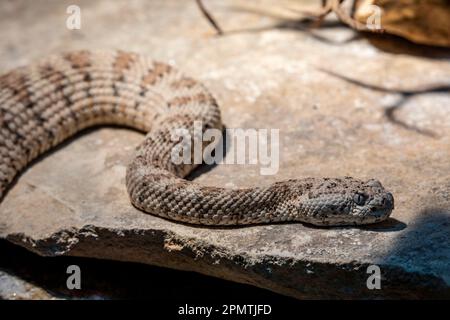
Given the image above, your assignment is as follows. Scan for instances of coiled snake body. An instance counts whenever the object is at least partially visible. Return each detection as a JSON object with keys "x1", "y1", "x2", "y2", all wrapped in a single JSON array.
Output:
[{"x1": 0, "y1": 51, "x2": 394, "y2": 226}]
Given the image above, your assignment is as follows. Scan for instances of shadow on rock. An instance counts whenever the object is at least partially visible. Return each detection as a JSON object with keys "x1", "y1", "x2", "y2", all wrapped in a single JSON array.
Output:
[
  {"x1": 376, "y1": 208, "x2": 450, "y2": 298},
  {"x1": 0, "y1": 240, "x2": 296, "y2": 301},
  {"x1": 317, "y1": 68, "x2": 450, "y2": 138}
]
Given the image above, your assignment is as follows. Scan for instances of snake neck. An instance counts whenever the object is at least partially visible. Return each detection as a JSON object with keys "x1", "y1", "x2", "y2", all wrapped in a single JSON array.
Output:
[{"x1": 126, "y1": 154, "x2": 314, "y2": 225}]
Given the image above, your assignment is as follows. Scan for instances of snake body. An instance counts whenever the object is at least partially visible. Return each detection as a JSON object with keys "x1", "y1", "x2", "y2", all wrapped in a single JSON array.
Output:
[{"x1": 0, "y1": 50, "x2": 394, "y2": 226}]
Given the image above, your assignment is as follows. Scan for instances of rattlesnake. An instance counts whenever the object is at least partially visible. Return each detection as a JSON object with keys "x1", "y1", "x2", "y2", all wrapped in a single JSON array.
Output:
[{"x1": 0, "y1": 50, "x2": 394, "y2": 226}]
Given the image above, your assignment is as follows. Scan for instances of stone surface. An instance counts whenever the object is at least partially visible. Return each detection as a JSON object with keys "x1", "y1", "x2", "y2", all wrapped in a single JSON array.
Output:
[
  {"x1": 0, "y1": 271, "x2": 57, "y2": 300},
  {"x1": 0, "y1": 0, "x2": 450, "y2": 299},
  {"x1": 0, "y1": 240, "x2": 292, "y2": 300}
]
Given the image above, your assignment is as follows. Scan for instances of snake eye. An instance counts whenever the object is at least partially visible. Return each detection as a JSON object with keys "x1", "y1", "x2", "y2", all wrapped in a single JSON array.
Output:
[{"x1": 353, "y1": 193, "x2": 366, "y2": 205}]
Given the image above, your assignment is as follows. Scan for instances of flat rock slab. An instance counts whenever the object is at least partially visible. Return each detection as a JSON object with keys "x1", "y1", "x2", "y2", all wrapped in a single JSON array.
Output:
[{"x1": 1, "y1": 0, "x2": 450, "y2": 299}]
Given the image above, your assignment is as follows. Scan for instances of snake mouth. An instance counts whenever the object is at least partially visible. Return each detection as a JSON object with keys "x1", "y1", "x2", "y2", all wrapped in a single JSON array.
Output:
[
  {"x1": 364, "y1": 192, "x2": 394, "y2": 221},
  {"x1": 366, "y1": 207, "x2": 393, "y2": 223}
]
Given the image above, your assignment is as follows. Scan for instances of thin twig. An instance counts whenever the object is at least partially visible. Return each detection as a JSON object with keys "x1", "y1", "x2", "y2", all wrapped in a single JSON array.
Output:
[
  {"x1": 311, "y1": 0, "x2": 336, "y2": 28},
  {"x1": 196, "y1": 0, "x2": 223, "y2": 35}
]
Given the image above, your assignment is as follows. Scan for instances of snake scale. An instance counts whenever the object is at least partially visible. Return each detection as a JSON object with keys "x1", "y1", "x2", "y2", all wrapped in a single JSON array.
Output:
[{"x1": 0, "y1": 50, "x2": 394, "y2": 226}]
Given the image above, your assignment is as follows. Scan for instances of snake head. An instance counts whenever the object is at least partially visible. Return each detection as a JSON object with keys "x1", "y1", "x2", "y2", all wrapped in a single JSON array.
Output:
[
  {"x1": 349, "y1": 179, "x2": 394, "y2": 224},
  {"x1": 299, "y1": 177, "x2": 394, "y2": 226}
]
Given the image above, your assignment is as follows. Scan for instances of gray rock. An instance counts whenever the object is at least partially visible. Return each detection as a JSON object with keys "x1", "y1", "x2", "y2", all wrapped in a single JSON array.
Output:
[
  {"x1": 0, "y1": 271, "x2": 58, "y2": 300},
  {"x1": 1, "y1": 0, "x2": 450, "y2": 299}
]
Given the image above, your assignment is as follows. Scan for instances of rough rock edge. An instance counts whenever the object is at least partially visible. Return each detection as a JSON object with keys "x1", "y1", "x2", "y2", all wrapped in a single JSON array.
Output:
[{"x1": 6, "y1": 225, "x2": 450, "y2": 299}]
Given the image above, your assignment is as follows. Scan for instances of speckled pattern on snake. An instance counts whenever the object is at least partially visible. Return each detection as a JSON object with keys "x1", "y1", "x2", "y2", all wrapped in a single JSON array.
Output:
[{"x1": 0, "y1": 50, "x2": 394, "y2": 226}]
